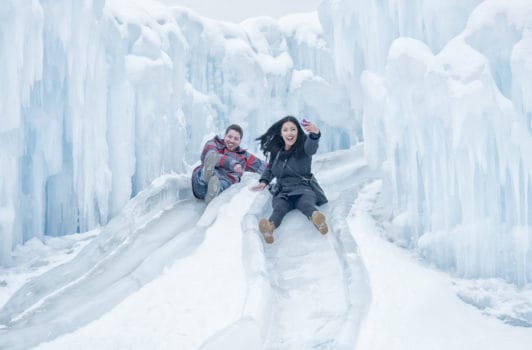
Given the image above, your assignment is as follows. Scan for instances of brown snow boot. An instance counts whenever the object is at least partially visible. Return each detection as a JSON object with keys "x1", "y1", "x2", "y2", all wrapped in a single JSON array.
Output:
[
  {"x1": 259, "y1": 218, "x2": 275, "y2": 244},
  {"x1": 310, "y1": 211, "x2": 328, "y2": 235}
]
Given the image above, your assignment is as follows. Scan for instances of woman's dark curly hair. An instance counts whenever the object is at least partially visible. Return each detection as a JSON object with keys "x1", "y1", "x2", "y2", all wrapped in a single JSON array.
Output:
[{"x1": 256, "y1": 116, "x2": 307, "y2": 161}]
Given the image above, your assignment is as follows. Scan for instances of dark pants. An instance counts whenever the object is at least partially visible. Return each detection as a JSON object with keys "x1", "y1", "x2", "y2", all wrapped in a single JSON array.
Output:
[{"x1": 269, "y1": 193, "x2": 317, "y2": 228}]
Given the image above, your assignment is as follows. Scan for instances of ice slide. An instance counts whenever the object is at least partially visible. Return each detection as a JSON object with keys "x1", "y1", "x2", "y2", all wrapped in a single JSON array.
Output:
[
  {"x1": 0, "y1": 146, "x2": 376, "y2": 349},
  {"x1": 0, "y1": 175, "x2": 205, "y2": 349}
]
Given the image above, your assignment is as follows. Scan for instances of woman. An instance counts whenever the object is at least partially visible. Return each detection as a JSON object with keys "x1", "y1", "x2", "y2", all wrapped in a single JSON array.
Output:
[{"x1": 252, "y1": 116, "x2": 328, "y2": 244}]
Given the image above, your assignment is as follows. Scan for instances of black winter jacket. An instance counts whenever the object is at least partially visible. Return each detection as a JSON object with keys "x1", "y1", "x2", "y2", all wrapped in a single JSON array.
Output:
[{"x1": 259, "y1": 132, "x2": 321, "y2": 199}]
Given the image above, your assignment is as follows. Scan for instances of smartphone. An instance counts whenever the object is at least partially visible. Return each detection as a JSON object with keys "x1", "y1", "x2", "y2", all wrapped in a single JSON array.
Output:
[{"x1": 301, "y1": 118, "x2": 310, "y2": 126}]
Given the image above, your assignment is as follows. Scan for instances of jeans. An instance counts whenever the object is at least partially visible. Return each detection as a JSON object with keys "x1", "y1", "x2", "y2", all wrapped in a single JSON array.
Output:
[{"x1": 192, "y1": 167, "x2": 231, "y2": 199}]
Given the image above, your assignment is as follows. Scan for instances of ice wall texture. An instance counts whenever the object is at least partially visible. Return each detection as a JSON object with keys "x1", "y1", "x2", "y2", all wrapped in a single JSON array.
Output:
[
  {"x1": 0, "y1": 0, "x2": 351, "y2": 265},
  {"x1": 320, "y1": 0, "x2": 532, "y2": 286}
]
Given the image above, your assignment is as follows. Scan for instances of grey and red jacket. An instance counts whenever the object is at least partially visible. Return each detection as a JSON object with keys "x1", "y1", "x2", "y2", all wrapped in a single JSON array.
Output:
[{"x1": 192, "y1": 135, "x2": 266, "y2": 198}]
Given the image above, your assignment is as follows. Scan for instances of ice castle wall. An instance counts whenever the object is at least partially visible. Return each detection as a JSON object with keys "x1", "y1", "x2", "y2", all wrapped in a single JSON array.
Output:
[
  {"x1": 319, "y1": 0, "x2": 532, "y2": 285},
  {"x1": 0, "y1": 0, "x2": 350, "y2": 265}
]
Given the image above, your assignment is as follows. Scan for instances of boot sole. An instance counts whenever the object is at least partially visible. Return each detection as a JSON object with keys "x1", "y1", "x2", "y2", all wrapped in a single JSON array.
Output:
[
  {"x1": 311, "y1": 211, "x2": 328, "y2": 235},
  {"x1": 259, "y1": 219, "x2": 274, "y2": 244},
  {"x1": 202, "y1": 152, "x2": 217, "y2": 183},
  {"x1": 205, "y1": 176, "x2": 220, "y2": 205}
]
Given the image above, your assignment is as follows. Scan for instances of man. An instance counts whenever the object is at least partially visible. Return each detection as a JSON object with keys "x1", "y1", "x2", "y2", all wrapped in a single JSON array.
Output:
[{"x1": 192, "y1": 124, "x2": 266, "y2": 204}]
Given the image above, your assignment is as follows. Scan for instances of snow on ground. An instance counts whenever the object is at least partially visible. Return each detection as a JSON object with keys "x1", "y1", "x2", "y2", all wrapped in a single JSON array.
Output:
[
  {"x1": 351, "y1": 180, "x2": 532, "y2": 350},
  {"x1": 1, "y1": 148, "x2": 531, "y2": 349}
]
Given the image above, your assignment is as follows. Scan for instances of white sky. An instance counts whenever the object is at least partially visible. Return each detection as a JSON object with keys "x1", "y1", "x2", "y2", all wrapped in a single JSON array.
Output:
[{"x1": 158, "y1": 0, "x2": 322, "y2": 22}]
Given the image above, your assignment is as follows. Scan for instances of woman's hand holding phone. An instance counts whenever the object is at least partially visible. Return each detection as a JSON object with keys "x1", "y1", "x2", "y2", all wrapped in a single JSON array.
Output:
[{"x1": 301, "y1": 118, "x2": 319, "y2": 134}]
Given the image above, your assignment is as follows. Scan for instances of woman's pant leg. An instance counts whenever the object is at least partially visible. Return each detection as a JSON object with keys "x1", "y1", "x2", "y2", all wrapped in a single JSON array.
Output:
[
  {"x1": 295, "y1": 192, "x2": 318, "y2": 218},
  {"x1": 269, "y1": 196, "x2": 293, "y2": 228}
]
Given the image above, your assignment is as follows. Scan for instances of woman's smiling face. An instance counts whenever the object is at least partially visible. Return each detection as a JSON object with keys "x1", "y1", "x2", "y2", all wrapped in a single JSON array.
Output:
[{"x1": 281, "y1": 121, "x2": 298, "y2": 150}]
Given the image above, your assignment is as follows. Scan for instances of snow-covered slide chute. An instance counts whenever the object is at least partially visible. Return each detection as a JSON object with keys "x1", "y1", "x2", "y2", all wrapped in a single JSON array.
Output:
[{"x1": 0, "y1": 174, "x2": 204, "y2": 349}]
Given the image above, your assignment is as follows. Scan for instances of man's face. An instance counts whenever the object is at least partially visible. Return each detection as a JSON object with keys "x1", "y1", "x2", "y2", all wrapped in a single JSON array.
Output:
[{"x1": 224, "y1": 129, "x2": 241, "y2": 151}]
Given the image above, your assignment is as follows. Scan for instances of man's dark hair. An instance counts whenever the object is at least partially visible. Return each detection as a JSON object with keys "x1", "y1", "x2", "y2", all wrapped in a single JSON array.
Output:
[{"x1": 225, "y1": 124, "x2": 243, "y2": 138}]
